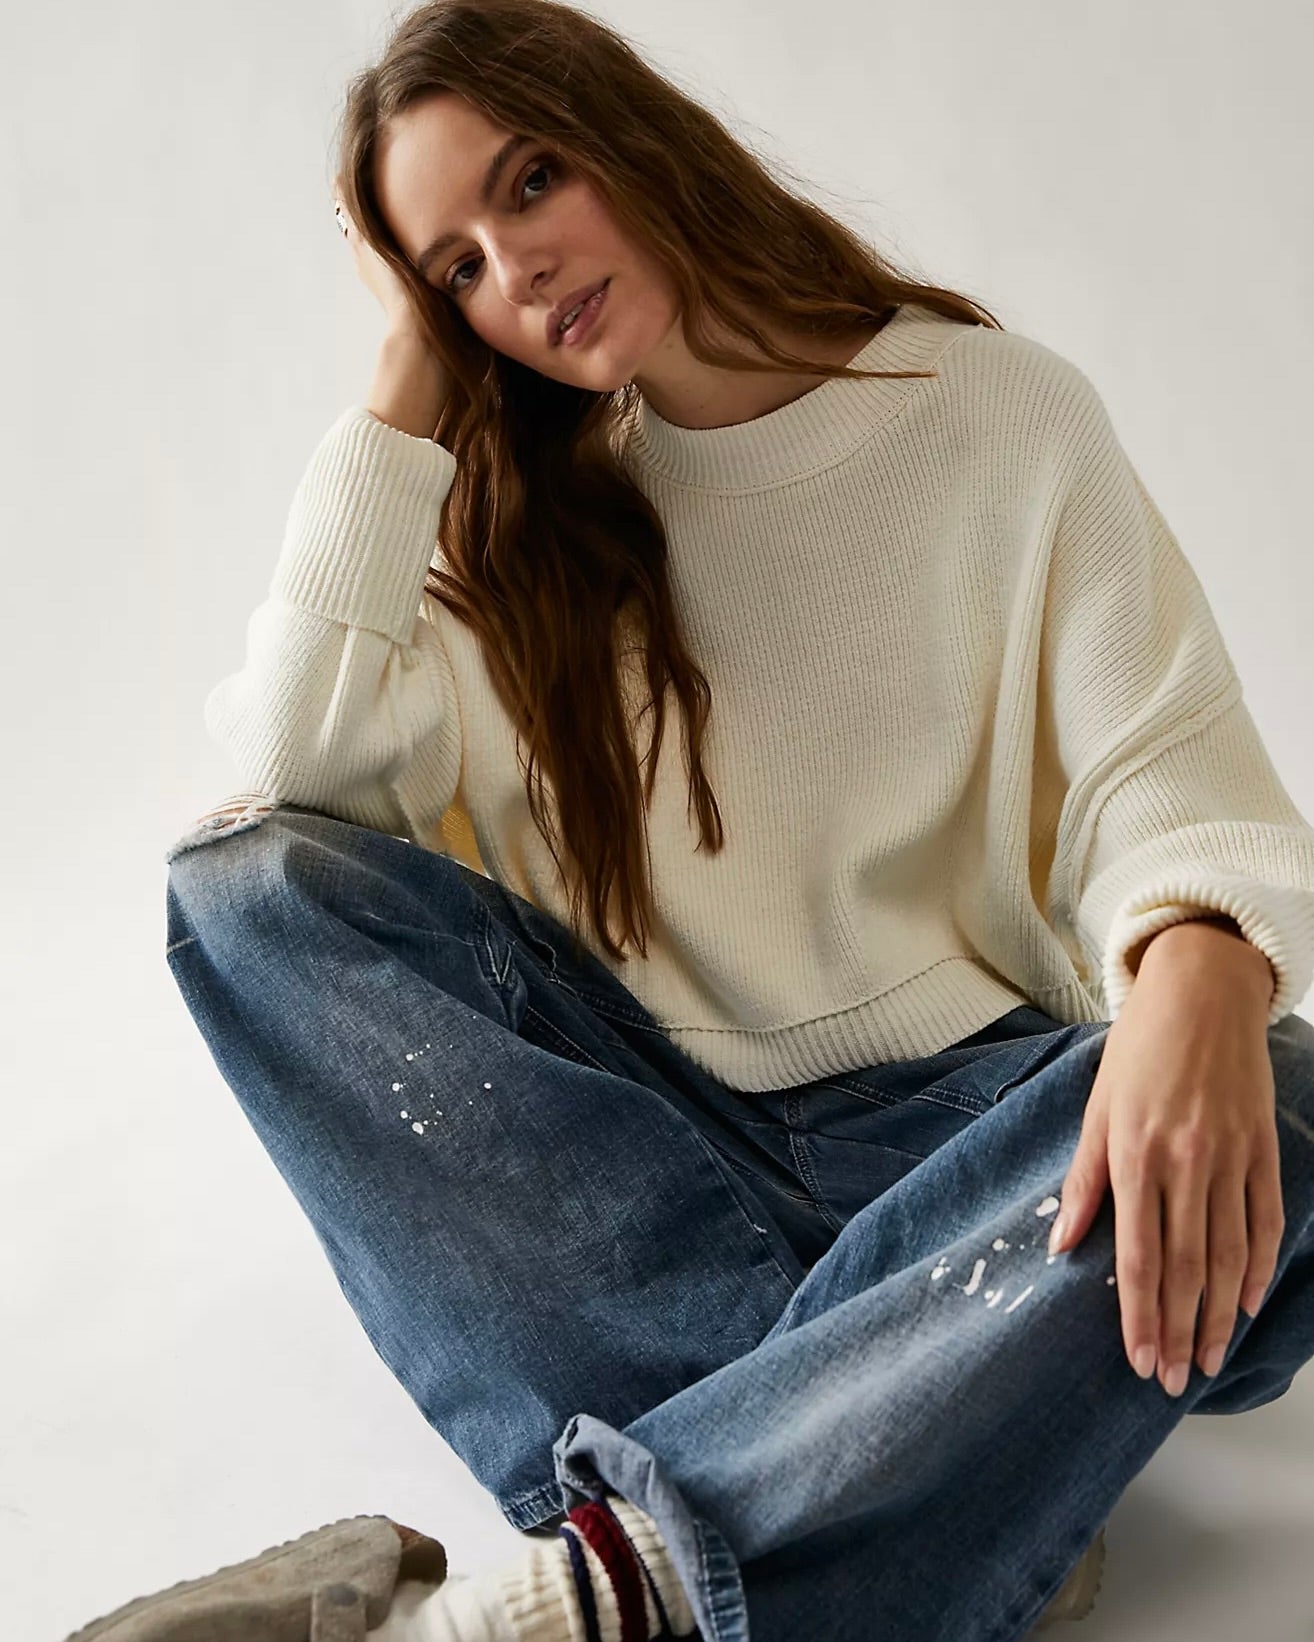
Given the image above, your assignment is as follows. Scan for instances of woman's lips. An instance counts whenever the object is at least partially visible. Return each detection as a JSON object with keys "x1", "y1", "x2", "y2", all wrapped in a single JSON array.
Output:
[{"x1": 551, "y1": 279, "x2": 609, "y2": 347}]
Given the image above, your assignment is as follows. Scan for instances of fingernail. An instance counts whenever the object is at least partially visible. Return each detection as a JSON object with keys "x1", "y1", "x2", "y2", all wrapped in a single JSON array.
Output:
[
  {"x1": 1048, "y1": 1215, "x2": 1066, "y2": 1254},
  {"x1": 1133, "y1": 1346, "x2": 1156, "y2": 1379},
  {"x1": 1202, "y1": 1343, "x2": 1226, "y2": 1378},
  {"x1": 1163, "y1": 1361, "x2": 1189, "y2": 1397},
  {"x1": 1241, "y1": 1283, "x2": 1266, "y2": 1318}
]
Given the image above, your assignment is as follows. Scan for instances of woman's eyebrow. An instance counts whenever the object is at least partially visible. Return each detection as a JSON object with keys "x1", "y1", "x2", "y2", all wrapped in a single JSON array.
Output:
[{"x1": 416, "y1": 133, "x2": 535, "y2": 277}]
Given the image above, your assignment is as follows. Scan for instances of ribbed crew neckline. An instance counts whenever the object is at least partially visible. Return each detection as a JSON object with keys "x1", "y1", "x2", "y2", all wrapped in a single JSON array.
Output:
[{"x1": 625, "y1": 300, "x2": 966, "y2": 492}]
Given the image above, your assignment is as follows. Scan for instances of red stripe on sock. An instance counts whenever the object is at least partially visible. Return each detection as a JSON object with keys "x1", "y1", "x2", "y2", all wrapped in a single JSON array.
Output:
[{"x1": 566, "y1": 1500, "x2": 650, "y2": 1642}]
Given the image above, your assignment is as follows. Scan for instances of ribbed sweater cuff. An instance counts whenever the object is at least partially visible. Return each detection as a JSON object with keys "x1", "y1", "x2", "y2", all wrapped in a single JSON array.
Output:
[
  {"x1": 1104, "y1": 894, "x2": 1301, "y2": 1027},
  {"x1": 270, "y1": 405, "x2": 458, "y2": 646}
]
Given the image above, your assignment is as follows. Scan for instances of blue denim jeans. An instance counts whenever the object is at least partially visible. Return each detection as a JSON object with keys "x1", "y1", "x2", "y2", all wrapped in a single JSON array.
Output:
[{"x1": 163, "y1": 802, "x2": 1314, "y2": 1642}]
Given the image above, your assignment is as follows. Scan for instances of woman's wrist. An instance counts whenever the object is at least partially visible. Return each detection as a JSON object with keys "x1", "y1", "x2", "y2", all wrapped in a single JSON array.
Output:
[{"x1": 366, "y1": 329, "x2": 450, "y2": 439}]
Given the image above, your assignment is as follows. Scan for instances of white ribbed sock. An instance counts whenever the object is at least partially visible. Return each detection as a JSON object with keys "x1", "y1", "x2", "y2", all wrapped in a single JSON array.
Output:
[{"x1": 365, "y1": 1497, "x2": 696, "y2": 1642}]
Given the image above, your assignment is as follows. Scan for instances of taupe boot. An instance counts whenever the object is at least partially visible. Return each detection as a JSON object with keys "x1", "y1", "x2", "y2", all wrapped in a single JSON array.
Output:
[
  {"x1": 1033, "y1": 1527, "x2": 1106, "y2": 1628},
  {"x1": 62, "y1": 1515, "x2": 448, "y2": 1642}
]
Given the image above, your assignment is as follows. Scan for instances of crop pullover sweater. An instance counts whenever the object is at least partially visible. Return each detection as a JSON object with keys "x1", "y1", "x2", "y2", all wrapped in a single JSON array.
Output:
[{"x1": 193, "y1": 301, "x2": 1314, "y2": 1092}]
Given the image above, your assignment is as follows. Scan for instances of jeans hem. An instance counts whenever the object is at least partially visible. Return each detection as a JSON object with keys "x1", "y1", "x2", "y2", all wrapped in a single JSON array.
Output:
[
  {"x1": 498, "y1": 1479, "x2": 570, "y2": 1533},
  {"x1": 553, "y1": 1412, "x2": 748, "y2": 1642}
]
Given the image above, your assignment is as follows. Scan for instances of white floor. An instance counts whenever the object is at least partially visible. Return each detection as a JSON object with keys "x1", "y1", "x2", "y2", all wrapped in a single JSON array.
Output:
[{"x1": 7, "y1": 860, "x2": 1313, "y2": 1642}]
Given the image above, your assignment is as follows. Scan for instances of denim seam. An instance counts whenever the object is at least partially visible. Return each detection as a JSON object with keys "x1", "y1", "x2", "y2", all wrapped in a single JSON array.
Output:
[
  {"x1": 809, "y1": 1078, "x2": 905, "y2": 1110},
  {"x1": 493, "y1": 920, "x2": 514, "y2": 988},
  {"x1": 821, "y1": 1076, "x2": 1004, "y2": 1119},
  {"x1": 687, "y1": 1131, "x2": 810, "y2": 1295},
  {"x1": 521, "y1": 1003, "x2": 616, "y2": 1074},
  {"x1": 567, "y1": 985, "x2": 656, "y2": 1030},
  {"x1": 693, "y1": 1513, "x2": 738, "y2": 1642},
  {"x1": 511, "y1": 966, "x2": 810, "y2": 1279},
  {"x1": 708, "y1": 1145, "x2": 826, "y2": 1209},
  {"x1": 473, "y1": 898, "x2": 520, "y2": 1001},
  {"x1": 913, "y1": 1033, "x2": 1074, "y2": 1118},
  {"x1": 504, "y1": 922, "x2": 563, "y2": 985},
  {"x1": 783, "y1": 1091, "x2": 846, "y2": 1233},
  {"x1": 908, "y1": 1083, "x2": 997, "y2": 1119},
  {"x1": 518, "y1": 1011, "x2": 800, "y2": 1288}
]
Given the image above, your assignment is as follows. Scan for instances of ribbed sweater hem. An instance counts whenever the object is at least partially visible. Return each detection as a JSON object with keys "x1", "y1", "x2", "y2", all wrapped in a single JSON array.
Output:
[{"x1": 662, "y1": 959, "x2": 1102, "y2": 1092}]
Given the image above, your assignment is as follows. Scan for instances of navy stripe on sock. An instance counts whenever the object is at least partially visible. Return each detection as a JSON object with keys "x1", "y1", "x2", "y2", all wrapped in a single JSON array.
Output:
[{"x1": 559, "y1": 1523, "x2": 604, "y2": 1642}]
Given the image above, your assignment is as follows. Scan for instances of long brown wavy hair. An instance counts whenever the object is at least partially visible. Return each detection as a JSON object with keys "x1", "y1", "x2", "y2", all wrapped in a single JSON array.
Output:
[{"x1": 333, "y1": 0, "x2": 1003, "y2": 966}]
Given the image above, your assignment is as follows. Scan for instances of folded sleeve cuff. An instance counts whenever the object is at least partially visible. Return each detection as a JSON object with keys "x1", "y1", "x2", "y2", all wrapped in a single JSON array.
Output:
[
  {"x1": 1103, "y1": 897, "x2": 1289, "y2": 1026},
  {"x1": 1065, "y1": 697, "x2": 1314, "y2": 1028},
  {"x1": 270, "y1": 405, "x2": 459, "y2": 645}
]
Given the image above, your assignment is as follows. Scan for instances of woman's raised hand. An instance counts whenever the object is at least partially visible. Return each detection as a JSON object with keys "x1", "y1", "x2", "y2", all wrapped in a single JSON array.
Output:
[
  {"x1": 334, "y1": 176, "x2": 453, "y2": 438},
  {"x1": 333, "y1": 175, "x2": 429, "y2": 340}
]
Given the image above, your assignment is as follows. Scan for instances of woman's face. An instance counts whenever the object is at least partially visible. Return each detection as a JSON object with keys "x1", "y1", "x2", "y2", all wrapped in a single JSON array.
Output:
[{"x1": 375, "y1": 93, "x2": 681, "y2": 390}]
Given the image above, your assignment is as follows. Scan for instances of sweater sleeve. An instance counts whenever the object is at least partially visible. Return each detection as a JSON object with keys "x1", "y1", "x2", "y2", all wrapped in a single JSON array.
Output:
[
  {"x1": 1039, "y1": 370, "x2": 1314, "y2": 1026},
  {"x1": 201, "y1": 406, "x2": 464, "y2": 848}
]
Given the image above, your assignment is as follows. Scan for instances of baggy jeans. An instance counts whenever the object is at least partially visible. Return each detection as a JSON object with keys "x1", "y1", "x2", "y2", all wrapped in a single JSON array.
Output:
[{"x1": 162, "y1": 801, "x2": 1314, "y2": 1642}]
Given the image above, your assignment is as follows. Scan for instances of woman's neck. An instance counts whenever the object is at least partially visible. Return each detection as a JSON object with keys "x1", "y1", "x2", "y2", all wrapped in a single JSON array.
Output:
[{"x1": 631, "y1": 308, "x2": 897, "y2": 431}]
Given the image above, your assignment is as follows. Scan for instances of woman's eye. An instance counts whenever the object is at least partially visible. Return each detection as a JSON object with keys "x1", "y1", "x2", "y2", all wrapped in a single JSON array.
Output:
[{"x1": 444, "y1": 159, "x2": 556, "y2": 295}]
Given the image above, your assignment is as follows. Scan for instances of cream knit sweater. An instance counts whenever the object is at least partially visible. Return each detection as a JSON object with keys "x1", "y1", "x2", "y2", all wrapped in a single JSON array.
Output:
[{"x1": 200, "y1": 301, "x2": 1314, "y2": 1091}]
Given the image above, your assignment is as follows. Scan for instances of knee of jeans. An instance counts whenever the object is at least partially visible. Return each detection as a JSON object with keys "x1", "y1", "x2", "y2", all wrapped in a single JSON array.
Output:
[
  {"x1": 165, "y1": 797, "x2": 353, "y2": 965},
  {"x1": 166, "y1": 794, "x2": 374, "y2": 909},
  {"x1": 163, "y1": 793, "x2": 343, "y2": 901},
  {"x1": 163, "y1": 791, "x2": 285, "y2": 872}
]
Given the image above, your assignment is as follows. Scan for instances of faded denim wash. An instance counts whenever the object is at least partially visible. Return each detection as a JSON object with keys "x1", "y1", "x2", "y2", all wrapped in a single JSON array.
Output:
[{"x1": 163, "y1": 802, "x2": 1314, "y2": 1642}]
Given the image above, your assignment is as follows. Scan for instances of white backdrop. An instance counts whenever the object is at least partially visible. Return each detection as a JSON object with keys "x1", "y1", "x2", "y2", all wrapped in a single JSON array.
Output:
[{"x1": 4, "y1": 2, "x2": 1313, "y2": 1639}]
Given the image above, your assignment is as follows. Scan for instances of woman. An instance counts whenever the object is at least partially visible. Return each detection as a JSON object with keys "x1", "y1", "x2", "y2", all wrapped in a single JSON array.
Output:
[{"x1": 78, "y1": 0, "x2": 1314, "y2": 1638}]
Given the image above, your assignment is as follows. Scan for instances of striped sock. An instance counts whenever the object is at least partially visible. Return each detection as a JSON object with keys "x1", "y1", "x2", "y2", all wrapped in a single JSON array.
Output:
[
  {"x1": 365, "y1": 1494, "x2": 697, "y2": 1642},
  {"x1": 559, "y1": 1495, "x2": 696, "y2": 1639}
]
